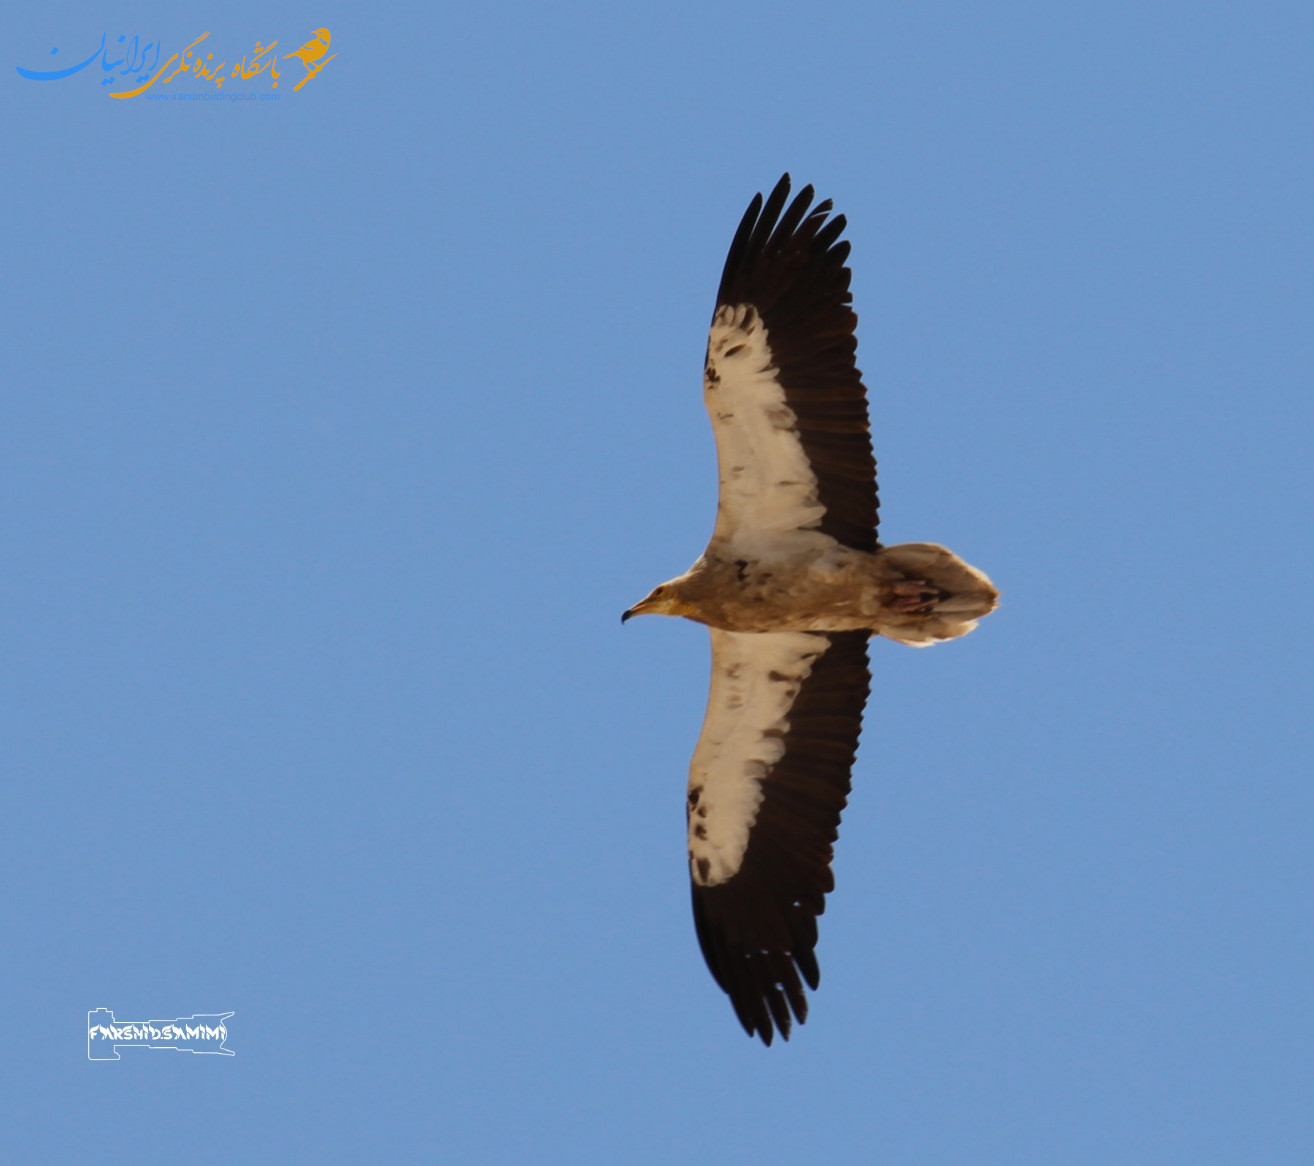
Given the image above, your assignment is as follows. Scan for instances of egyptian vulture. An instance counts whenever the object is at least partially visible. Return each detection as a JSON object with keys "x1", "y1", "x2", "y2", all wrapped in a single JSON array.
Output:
[{"x1": 623, "y1": 175, "x2": 998, "y2": 1045}]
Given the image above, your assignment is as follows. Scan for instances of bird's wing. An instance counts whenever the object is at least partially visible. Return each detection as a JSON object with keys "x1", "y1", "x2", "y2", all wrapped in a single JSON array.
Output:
[
  {"x1": 688, "y1": 627, "x2": 870, "y2": 1044},
  {"x1": 704, "y1": 174, "x2": 878, "y2": 557}
]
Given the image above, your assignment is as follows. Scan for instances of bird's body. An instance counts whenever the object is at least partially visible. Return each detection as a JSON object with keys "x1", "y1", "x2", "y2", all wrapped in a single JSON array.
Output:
[
  {"x1": 624, "y1": 175, "x2": 997, "y2": 1045},
  {"x1": 284, "y1": 28, "x2": 331, "y2": 69},
  {"x1": 639, "y1": 541, "x2": 994, "y2": 641}
]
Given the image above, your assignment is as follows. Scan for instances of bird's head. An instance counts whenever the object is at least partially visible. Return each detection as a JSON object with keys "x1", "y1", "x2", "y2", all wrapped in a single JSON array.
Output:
[
  {"x1": 621, "y1": 582, "x2": 693, "y2": 623},
  {"x1": 314, "y1": 28, "x2": 331, "y2": 44}
]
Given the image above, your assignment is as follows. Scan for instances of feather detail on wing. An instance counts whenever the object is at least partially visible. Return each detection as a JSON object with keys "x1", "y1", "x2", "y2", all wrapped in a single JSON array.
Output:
[
  {"x1": 688, "y1": 628, "x2": 871, "y2": 1045},
  {"x1": 704, "y1": 174, "x2": 878, "y2": 556}
]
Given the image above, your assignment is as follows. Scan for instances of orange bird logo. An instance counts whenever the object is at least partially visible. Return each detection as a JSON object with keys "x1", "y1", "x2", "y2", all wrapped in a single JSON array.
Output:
[{"x1": 282, "y1": 28, "x2": 336, "y2": 91}]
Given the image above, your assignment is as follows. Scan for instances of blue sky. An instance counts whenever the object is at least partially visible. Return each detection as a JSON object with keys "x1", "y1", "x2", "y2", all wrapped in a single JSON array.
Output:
[{"x1": 4, "y1": 2, "x2": 1312, "y2": 1162}]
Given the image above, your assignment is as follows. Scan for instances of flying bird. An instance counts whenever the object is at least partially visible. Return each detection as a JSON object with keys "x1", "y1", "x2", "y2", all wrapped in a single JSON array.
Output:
[{"x1": 623, "y1": 175, "x2": 998, "y2": 1045}]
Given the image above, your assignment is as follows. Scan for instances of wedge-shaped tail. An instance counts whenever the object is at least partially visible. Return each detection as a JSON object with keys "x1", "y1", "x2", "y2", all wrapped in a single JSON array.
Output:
[{"x1": 877, "y1": 542, "x2": 999, "y2": 646}]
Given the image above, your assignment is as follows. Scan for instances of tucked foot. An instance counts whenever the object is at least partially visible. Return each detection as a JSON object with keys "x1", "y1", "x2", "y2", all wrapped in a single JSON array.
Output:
[
  {"x1": 876, "y1": 542, "x2": 999, "y2": 646},
  {"x1": 889, "y1": 579, "x2": 947, "y2": 614}
]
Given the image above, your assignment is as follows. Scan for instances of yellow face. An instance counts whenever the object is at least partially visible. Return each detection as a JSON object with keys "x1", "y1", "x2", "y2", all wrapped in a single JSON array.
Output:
[{"x1": 621, "y1": 584, "x2": 689, "y2": 622}]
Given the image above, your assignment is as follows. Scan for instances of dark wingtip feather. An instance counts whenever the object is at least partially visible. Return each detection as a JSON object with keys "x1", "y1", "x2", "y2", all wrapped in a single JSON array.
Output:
[
  {"x1": 709, "y1": 177, "x2": 879, "y2": 551},
  {"x1": 689, "y1": 633, "x2": 871, "y2": 1046}
]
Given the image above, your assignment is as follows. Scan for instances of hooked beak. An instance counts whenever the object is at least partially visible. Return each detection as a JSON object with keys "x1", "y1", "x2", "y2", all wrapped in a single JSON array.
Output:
[
  {"x1": 621, "y1": 595, "x2": 657, "y2": 624},
  {"x1": 623, "y1": 587, "x2": 679, "y2": 624}
]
